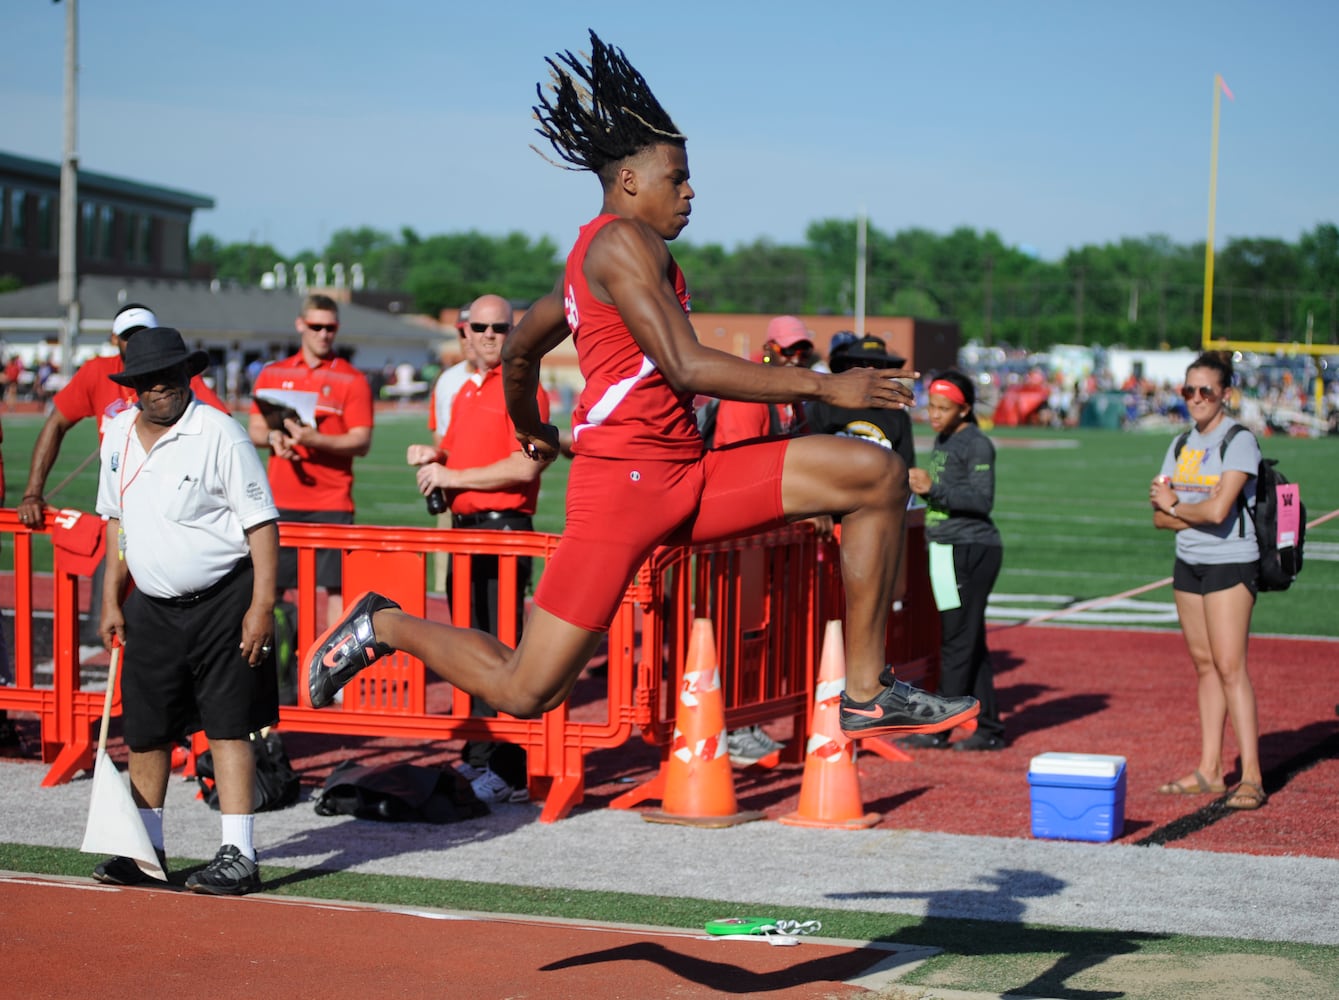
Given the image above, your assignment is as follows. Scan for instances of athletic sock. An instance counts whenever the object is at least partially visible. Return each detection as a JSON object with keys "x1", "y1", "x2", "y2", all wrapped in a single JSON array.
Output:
[
  {"x1": 139, "y1": 807, "x2": 165, "y2": 852},
  {"x1": 221, "y1": 813, "x2": 255, "y2": 860}
]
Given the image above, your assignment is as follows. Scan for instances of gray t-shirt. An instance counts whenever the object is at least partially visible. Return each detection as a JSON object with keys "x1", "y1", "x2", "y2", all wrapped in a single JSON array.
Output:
[{"x1": 1158, "y1": 418, "x2": 1260, "y2": 565}]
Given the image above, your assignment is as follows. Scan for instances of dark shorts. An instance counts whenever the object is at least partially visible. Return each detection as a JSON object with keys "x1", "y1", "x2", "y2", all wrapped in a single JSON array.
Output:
[
  {"x1": 1173, "y1": 558, "x2": 1259, "y2": 598},
  {"x1": 534, "y1": 440, "x2": 790, "y2": 632},
  {"x1": 276, "y1": 509, "x2": 354, "y2": 592},
  {"x1": 120, "y1": 560, "x2": 280, "y2": 748}
]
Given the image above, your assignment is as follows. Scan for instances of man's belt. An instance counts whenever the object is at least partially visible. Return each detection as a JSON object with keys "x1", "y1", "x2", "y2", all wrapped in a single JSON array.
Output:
[
  {"x1": 143, "y1": 558, "x2": 251, "y2": 608},
  {"x1": 452, "y1": 510, "x2": 532, "y2": 529}
]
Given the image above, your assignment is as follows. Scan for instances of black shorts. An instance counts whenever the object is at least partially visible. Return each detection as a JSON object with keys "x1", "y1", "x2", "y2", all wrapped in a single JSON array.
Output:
[
  {"x1": 120, "y1": 561, "x2": 280, "y2": 748},
  {"x1": 1173, "y1": 558, "x2": 1259, "y2": 598},
  {"x1": 276, "y1": 509, "x2": 354, "y2": 592}
]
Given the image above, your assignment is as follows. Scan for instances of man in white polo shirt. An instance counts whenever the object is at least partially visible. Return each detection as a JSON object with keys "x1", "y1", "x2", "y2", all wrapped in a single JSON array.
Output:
[{"x1": 93, "y1": 328, "x2": 280, "y2": 896}]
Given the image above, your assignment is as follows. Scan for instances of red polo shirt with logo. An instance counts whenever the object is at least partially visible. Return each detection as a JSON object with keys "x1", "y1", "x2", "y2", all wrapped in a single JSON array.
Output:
[{"x1": 249, "y1": 352, "x2": 374, "y2": 512}]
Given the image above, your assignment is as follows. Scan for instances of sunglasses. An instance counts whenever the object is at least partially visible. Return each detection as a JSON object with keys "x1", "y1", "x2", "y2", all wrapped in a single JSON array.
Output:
[
  {"x1": 305, "y1": 322, "x2": 339, "y2": 333},
  {"x1": 1181, "y1": 384, "x2": 1220, "y2": 401},
  {"x1": 469, "y1": 322, "x2": 511, "y2": 334}
]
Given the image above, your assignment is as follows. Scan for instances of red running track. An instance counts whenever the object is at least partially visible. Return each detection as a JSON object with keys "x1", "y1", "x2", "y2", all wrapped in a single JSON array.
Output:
[{"x1": 1, "y1": 875, "x2": 899, "y2": 1000}]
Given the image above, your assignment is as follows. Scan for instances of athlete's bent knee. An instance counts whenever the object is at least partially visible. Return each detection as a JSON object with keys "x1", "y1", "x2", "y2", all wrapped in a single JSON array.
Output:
[{"x1": 853, "y1": 445, "x2": 907, "y2": 506}]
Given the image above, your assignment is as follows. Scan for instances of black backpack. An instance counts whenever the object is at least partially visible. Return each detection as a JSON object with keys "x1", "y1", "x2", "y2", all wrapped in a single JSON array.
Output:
[
  {"x1": 196, "y1": 730, "x2": 301, "y2": 812},
  {"x1": 1173, "y1": 424, "x2": 1305, "y2": 592},
  {"x1": 314, "y1": 760, "x2": 490, "y2": 824}
]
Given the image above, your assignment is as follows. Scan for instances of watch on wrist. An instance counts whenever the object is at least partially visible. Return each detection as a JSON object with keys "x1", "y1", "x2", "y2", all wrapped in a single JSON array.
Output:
[{"x1": 1170, "y1": 503, "x2": 1179, "y2": 518}]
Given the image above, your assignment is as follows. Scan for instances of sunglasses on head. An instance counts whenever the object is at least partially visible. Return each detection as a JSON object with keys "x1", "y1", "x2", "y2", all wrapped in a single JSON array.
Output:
[
  {"x1": 305, "y1": 322, "x2": 338, "y2": 333},
  {"x1": 1181, "y1": 384, "x2": 1220, "y2": 401},
  {"x1": 469, "y1": 322, "x2": 511, "y2": 334}
]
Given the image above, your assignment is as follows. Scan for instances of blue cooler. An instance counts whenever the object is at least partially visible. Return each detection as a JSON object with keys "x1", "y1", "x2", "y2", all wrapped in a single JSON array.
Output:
[{"x1": 1028, "y1": 752, "x2": 1126, "y2": 842}]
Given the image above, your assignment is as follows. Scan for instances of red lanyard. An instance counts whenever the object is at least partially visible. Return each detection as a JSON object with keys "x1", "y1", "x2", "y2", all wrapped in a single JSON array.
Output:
[{"x1": 117, "y1": 415, "x2": 150, "y2": 504}]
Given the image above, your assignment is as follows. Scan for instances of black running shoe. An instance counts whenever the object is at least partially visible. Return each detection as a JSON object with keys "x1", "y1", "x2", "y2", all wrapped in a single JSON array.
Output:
[
  {"x1": 895, "y1": 731, "x2": 950, "y2": 750},
  {"x1": 952, "y1": 731, "x2": 1007, "y2": 752},
  {"x1": 93, "y1": 850, "x2": 168, "y2": 885},
  {"x1": 840, "y1": 678, "x2": 979, "y2": 739},
  {"x1": 306, "y1": 591, "x2": 400, "y2": 709},
  {"x1": 184, "y1": 844, "x2": 261, "y2": 896}
]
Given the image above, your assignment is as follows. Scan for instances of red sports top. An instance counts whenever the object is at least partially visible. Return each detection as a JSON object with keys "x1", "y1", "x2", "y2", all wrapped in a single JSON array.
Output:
[
  {"x1": 563, "y1": 214, "x2": 703, "y2": 460},
  {"x1": 53, "y1": 354, "x2": 229, "y2": 442},
  {"x1": 249, "y1": 352, "x2": 373, "y2": 512},
  {"x1": 442, "y1": 365, "x2": 551, "y2": 517}
]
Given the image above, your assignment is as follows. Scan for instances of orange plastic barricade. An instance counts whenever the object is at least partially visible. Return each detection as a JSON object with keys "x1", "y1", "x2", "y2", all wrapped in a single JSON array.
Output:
[
  {"x1": 2, "y1": 509, "x2": 940, "y2": 821},
  {"x1": 277, "y1": 521, "x2": 642, "y2": 823},
  {"x1": 0, "y1": 510, "x2": 111, "y2": 786}
]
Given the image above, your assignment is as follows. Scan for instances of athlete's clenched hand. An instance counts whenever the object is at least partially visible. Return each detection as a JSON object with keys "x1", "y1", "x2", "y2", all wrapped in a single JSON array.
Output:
[{"x1": 518, "y1": 423, "x2": 562, "y2": 463}]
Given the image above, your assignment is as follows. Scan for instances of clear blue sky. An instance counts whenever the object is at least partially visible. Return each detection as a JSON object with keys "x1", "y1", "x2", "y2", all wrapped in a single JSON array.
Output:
[{"x1": 5, "y1": 2, "x2": 1337, "y2": 263}]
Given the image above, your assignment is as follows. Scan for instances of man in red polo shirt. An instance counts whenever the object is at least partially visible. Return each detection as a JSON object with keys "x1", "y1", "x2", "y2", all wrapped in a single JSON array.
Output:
[
  {"x1": 407, "y1": 293, "x2": 551, "y2": 803},
  {"x1": 247, "y1": 294, "x2": 374, "y2": 625},
  {"x1": 16, "y1": 303, "x2": 229, "y2": 653}
]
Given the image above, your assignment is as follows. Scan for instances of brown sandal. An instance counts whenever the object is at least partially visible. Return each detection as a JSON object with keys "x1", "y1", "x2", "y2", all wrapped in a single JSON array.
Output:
[
  {"x1": 1224, "y1": 780, "x2": 1267, "y2": 810},
  {"x1": 1157, "y1": 770, "x2": 1227, "y2": 795}
]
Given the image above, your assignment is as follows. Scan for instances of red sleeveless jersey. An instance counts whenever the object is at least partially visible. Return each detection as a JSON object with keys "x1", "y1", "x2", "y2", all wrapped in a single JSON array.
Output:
[{"x1": 563, "y1": 214, "x2": 703, "y2": 459}]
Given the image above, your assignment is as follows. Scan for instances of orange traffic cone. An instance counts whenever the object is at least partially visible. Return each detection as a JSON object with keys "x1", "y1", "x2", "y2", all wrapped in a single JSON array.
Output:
[
  {"x1": 779, "y1": 619, "x2": 880, "y2": 829},
  {"x1": 644, "y1": 619, "x2": 765, "y2": 828}
]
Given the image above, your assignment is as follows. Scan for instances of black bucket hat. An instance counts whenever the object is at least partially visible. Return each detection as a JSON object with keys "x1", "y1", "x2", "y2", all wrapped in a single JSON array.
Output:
[{"x1": 109, "y1": 327, "x2": 210, "y2": 386}]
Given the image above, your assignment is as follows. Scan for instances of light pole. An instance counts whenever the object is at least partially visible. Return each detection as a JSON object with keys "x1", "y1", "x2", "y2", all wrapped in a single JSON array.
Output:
[
  {"x1": 58, "y1": 0, "x2": 80, "y2": 371},
  {"x1": 1200, "y1": 74, "x2": 1233, "y2": 348}
]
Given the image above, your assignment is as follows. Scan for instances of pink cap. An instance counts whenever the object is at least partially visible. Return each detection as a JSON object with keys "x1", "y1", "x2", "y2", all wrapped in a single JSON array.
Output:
[{"x1": 764, "y1": 315, "x2": 812, "y2": 349}]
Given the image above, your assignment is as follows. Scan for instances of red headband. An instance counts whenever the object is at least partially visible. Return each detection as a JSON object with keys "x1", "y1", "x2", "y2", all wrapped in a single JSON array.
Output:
[{"x1": 928, "y1": 379, "x2": 968, "y2": 407}]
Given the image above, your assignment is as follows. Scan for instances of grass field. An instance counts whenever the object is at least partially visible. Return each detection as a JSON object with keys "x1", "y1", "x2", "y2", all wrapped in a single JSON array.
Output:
[{"x1": 3, "y1": 407, "x2": 1337, "y2": 636}]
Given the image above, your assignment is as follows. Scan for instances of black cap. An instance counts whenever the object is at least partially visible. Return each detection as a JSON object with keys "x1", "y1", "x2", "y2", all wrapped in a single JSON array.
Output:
[
  {"x1": 830, "y1": 335, "x2": 905, "y2": 372},
  {"x1": 109, "y1": 327, "x2": 209, "y2": 385}
]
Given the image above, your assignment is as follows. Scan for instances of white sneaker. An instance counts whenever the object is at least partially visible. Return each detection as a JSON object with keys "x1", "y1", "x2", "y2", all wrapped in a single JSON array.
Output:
[{"x1": 469, "y1": 767, "x2": 529, "y2": 804}]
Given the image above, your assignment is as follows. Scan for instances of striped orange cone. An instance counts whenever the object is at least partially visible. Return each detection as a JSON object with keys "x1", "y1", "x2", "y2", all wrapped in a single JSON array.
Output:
[
  {"x1": 779, "y1": 619, "x2": 880, "y2": 829},
  {"x1": 644, "y1": 619, "x2": 765, "y2": 828}
]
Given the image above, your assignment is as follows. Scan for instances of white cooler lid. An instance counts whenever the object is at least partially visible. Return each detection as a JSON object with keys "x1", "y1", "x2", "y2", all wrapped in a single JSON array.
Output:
[{"x1": 1029, "y1": 752, "x2": 1126, "y2": 778}]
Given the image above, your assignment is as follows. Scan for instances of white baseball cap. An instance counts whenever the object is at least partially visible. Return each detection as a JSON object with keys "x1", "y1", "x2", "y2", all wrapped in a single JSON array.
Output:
[{"x1": 112, "y1": 303, "x2": 159, "y2": 338}]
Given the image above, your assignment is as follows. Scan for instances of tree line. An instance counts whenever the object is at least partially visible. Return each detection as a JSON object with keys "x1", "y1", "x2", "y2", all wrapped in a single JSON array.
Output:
[{"x1": 192, "y1": 220, "x2": 1339, "y2": 352}]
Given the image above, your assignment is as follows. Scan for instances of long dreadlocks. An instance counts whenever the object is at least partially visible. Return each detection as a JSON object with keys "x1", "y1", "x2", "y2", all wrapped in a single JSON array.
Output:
[{"x1": 532, "y1": 29, "x2": 686, "y2": 181}]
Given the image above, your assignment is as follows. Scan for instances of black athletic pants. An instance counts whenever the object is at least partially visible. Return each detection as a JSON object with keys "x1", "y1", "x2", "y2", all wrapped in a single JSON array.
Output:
[{"x1": 937, "y1": 542, "x2": 1004, "y2": 739}]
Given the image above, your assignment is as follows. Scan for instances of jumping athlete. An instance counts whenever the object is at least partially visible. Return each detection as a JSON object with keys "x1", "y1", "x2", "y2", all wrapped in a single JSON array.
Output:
[{"x1": 305, "y1": 30, "x2": 978, "y2": 742}]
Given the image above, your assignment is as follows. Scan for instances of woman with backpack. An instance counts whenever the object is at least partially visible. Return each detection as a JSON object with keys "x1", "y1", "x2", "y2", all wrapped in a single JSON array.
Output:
[{"x1": 1149, "y1": 351, "x2": 1266, "y2": 810}]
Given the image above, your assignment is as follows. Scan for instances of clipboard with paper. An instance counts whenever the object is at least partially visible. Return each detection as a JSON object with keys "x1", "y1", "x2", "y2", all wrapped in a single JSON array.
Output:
[{"x1": 254, "y1": 389, "x2": 319, "y2": 430}]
